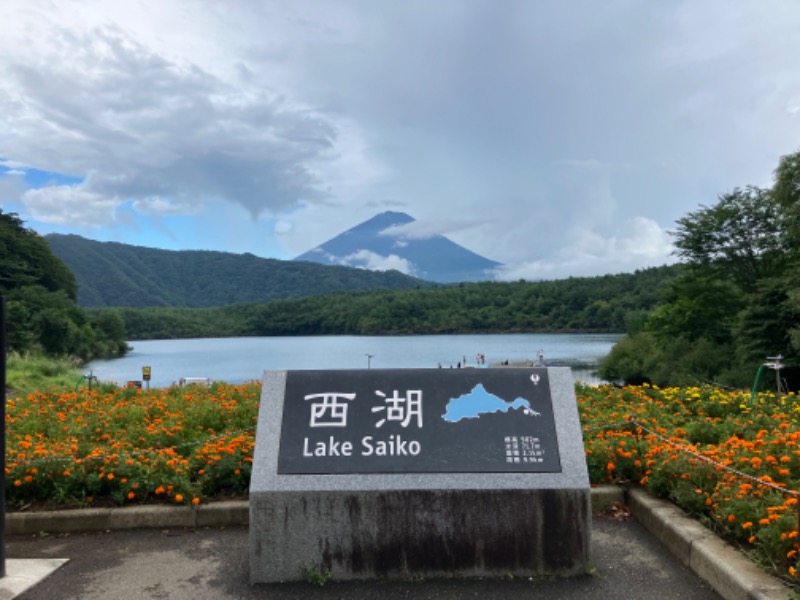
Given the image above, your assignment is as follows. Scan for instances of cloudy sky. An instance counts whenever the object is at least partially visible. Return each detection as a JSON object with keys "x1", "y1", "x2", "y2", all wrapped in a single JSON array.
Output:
[{"x1": 1, "y1": 1, "x2": 799, "y2": 281}]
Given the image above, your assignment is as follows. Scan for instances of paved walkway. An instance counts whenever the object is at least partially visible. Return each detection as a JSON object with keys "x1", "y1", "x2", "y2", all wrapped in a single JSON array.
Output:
[
  {"x1": 8, "y1": 516, "x2": 718, "y2": 600},
  {"x1": 0, "y1": 487, "x2": 793, "y2": 600}
]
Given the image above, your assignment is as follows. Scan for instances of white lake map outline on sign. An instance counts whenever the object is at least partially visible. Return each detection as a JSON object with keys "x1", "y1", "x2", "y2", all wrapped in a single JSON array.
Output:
[{"x1": 442, "y1": 383, "x2": 541, "y2": 423}]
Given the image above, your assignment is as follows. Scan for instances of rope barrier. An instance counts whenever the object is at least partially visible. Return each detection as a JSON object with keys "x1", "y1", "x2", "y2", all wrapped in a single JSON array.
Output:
[{"x1": 627, "y1": 417, "x2": 800, "y2": 498}]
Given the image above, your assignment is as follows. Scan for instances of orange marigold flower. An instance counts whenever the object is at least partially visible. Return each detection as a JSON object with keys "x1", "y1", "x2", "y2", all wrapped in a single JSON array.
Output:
[
  {"x1": 728, "y1": 514, "x2": 736, "y2": 523},
  {"x1": 127, "y1": 492, "x2": 135, "y2": 500},
  {"x1": 175, "y1": 494, "x2": 184, "y2": 503},
  {"x1": 192, "y1": 497, "x2": 200, "y2": 506},
  {"x1": 107, "y1": 473, "x2": 115, "y2": 481},
  {"x1": 607, "y1": 462, "x2": 615, "y2": 471},
  {"x1": 759, "y1": 518, "x2": 771, "y2": 526},
  {"x1": 13, "y1": 480, "x2": 21, "y2": 487},
  {"x1": 748, "y1": 536, "x2": 756, "y2": 544},
  {"x1": 788, "y1": 550, "x2": 797, "y2": 559},
  {"x1": 742, "y1": 522, "x2": 753, "y2": 529}
]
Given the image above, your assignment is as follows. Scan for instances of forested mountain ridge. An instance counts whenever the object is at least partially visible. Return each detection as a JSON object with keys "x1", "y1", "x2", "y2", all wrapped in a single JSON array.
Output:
[
  {"x1": 118, "y1": 264, "x2": 681, "y2": 339},
  {"x1": 46, "y1": 234, "x2": 434, "y2": 308}
]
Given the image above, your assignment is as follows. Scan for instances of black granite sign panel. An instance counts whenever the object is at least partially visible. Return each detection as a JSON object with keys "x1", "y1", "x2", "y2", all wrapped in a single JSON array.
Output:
[{"x1": 277, "y1": 368, "x2": 561, "y2": 474}]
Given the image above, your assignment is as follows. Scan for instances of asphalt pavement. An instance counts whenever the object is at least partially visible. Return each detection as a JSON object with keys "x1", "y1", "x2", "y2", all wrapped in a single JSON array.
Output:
[
  {"x1": 7, "y1": 516, "x2": 717, "y2": 600},
  {"x1": 0, "y1": 487, "x2": 793, "y2": 600}
]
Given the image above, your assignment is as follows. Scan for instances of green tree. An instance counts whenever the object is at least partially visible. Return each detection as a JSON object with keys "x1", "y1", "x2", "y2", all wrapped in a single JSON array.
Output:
[
  {"x1": 0, "y1": 210, "x2": 127, "y2": 359},
  {"x1": 605, "y1": 151, "x2": 800, "y2": 386},
  {"x1": 772, "y1": 149, "x2": 800, "y2": 356},
  {"x1": 673, "y1": 186, "x2": 786, "y2": 293}
]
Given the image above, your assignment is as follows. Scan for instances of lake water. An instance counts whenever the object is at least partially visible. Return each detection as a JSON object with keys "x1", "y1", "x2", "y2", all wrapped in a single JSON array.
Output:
[{"x1": 87, "y1": 333, "x2": 623, "y2": 388}]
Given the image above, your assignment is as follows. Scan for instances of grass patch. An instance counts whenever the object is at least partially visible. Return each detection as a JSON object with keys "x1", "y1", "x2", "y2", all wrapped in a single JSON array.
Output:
[{"x1": 5, "y1": 353, "x2": 85, "y2": 397}]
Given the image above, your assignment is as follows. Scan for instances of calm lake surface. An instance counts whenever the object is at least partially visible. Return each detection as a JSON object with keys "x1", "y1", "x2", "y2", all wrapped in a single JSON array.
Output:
[{"x1": 87, "y1": 333, "x2": 623, "y2": 388}]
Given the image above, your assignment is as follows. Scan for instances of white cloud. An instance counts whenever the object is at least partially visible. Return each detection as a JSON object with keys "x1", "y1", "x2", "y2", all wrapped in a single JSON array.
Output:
[
  {"x1": 337, "y1": 250, "x2": 415, "y2": 275},
  {"x1": 495, "y1": 217, "x2": 676, "y2": 281},
  {"x1": 381, "y1": 217, "x2": 486, "y2": 241},
  {"x1": 1, "y1": 0, "x2": 799, "y2": 280},
  {"x1": 274, "y1": 220, "x2": 293, "y2": 235},
  {"x1": 0, "y1": 15, "x2": 383, "y2": 228},
  {"x1": 132, "y1": 197, "x2": 197, "y2": 216},
  {"x1": 21, "y1": 184, "x2": 119, "y2": 227}
]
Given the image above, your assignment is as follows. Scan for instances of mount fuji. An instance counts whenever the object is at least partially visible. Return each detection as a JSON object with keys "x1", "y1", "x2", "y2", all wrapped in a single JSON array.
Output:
[{"x1": 294, "y1": 211, "x2": 501, "y2": 283}]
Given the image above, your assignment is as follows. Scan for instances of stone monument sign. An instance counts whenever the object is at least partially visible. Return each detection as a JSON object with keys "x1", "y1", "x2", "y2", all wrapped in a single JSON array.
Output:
[{"x1": 250, "y1": 367, "x2": 590, "y2": 582}]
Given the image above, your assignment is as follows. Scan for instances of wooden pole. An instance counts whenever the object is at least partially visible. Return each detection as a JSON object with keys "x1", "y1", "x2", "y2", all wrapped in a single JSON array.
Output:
[{"x1": 1, "y1": 296, "x2": 7, "y2": 577}]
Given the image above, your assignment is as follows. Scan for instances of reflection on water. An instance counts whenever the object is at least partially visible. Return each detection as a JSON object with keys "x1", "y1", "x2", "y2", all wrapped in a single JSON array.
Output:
[{"x1": 88, "y1": 333, "x2": 622, "y2": 388}]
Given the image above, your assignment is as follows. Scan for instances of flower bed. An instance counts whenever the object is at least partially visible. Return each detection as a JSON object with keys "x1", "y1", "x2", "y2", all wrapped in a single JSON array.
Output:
[
  {"x1": 579, "y1": 383, "x2": 800, "y2": 581},
  {"x1": 6, "y1": 382, "x2": 259, "y2": 508}
]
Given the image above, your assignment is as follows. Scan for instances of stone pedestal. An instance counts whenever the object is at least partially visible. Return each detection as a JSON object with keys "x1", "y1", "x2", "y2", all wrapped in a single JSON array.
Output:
[{"x1": 250, "y1": 367, "x2": 590, "y2": 582}]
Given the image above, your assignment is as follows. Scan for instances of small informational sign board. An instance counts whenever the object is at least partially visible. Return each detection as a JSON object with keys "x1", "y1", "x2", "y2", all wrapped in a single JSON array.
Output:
[
  {"x1": 142, "y1": 366, "x2": 151, "y2": 381},
  {"x1": 278, "y1": 368, "x2": 561, "y2": 474}
]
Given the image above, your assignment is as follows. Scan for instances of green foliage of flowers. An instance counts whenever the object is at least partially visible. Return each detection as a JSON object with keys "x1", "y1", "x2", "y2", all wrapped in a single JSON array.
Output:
[{"x1": 579, "y1": 383, "x2": 800, "y2": 581}]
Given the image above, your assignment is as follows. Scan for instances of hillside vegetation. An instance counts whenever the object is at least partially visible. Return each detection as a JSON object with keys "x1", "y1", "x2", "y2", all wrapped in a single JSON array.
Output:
[
  {"x1": 46, "y1": 234, "x2": 434, "y2": 308},
  {"x1": 117, "y1": 265, "x2": 679, "y2": 339},
  {"x1": 0, "y1": 211, "x2": 128, "y2": 359}
]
